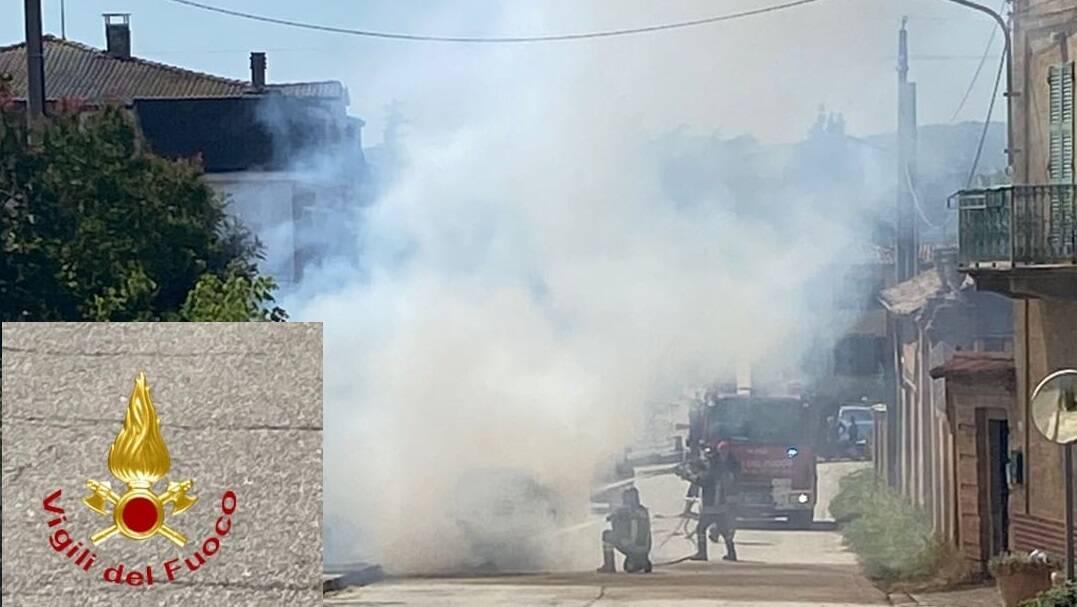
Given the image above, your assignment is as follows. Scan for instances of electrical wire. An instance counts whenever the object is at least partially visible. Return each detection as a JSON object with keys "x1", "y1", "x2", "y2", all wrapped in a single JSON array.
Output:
[
  {"x1": 965, "y1": 35, "x2": 1006, "y2": 187},
  {"x1": 949, "y1": 0, "x2": 1006, "y2": 121},
  {"x1": 905, "y1": 164, "x2": 948, "y2": 230},
  {"x1": 162, "y1": 0, "x2": 826, "y2": 44}
]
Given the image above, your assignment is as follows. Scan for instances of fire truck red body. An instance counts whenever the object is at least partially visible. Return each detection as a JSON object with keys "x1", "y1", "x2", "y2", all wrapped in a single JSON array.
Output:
[{"x1": 687, "y1": 391, "x2": 818, "y2": 528}]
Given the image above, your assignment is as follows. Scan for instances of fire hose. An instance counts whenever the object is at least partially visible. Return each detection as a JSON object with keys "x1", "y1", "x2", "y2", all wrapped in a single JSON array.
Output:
[{"x1": 649, "y1": 510, "x2": 707, "y2": 568}]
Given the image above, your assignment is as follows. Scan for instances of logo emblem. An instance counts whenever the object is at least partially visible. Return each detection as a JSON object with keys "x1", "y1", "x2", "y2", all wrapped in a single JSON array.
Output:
[{"x1": 82, "y1": 372, "x2": 197, "y2": 547}]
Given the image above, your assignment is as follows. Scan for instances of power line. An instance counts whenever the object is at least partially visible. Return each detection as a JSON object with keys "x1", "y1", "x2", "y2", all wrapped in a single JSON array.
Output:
[
  {"x1": 138, "y1": 47, "x2": 1005, "y2": 61},
  {"x1": 905, "y1": 164, "x2": 948, "y2": 230},
  {"x1": 949, "y1": 0, "x2": 1006, "y2": 121},
  {"x1": 964, "y1": 33, "x2": 1006, "y2": 187},
  {"x1": 162, "y1": 0, "x2": 826, "y2": 44},
  {"x1": 943, "y1": 0, "x2": 1014, "y2": 172}
]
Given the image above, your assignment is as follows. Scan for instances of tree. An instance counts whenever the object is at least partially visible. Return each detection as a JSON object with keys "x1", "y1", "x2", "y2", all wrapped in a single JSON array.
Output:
[{"x1": 0, "y1": 103, "x2": 286, "y2": 321}]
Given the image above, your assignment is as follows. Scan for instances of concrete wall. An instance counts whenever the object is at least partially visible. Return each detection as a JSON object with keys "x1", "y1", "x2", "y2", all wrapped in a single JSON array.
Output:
[
  {"x1": 1, "y1": 323, "x2": 323, "y2": 606},
  {"x1": 205, "y1": 174, "x2": 298, "y2": 285},
  {"x1": 895, "y1": 325, "x2": 938, "y2": 515},
  {"x1": 929, "y1": 340, "x2": 955, "y2": 543},
  {"x1": 890, "y1": 300, "x2": 1011, "y2": 543},
  {"x1": 205, "y1": 172, "x2": 358, "y2": 287}
]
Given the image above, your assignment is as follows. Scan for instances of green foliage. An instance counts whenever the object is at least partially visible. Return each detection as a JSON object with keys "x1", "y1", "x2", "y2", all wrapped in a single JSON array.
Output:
[
  {"x1": 0, "y1": 104, "x2": 285, "y2": 321},
  {"x1": 1020, "y1": 582, "x2": 1077, "y2": 607},
  {"x1": 832, "y1": 469, "x2": 945, "y2": 586},
  {"x1": 178, "y1": 272, "x2": 287, "y2": 322},
  {"x1": 828, "y1": 468, "x2": 877, "y2": 524}
]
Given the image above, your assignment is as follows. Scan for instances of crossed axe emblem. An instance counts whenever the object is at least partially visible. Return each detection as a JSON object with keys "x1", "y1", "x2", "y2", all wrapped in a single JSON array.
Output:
[{"x1": 83, "y1": 478, "x2": 198, "y2": 547}]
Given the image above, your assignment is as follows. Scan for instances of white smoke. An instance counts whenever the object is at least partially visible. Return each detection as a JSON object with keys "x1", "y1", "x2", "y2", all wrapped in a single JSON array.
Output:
[{"x1": 277, "y1": 1, "x2": 933, "y2": 574}]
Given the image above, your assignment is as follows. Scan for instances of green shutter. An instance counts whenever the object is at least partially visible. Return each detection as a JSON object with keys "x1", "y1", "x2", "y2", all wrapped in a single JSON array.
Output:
[
  {"x1": 1047, "y1": 62, "x2": 1075, "y2": 259},
  {"x1": 1048, "y1": 62, "x2": 1074, "y2": 183}
]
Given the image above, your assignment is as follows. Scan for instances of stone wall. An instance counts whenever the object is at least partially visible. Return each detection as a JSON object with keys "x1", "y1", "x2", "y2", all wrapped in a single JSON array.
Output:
[
  {"x1": 1005, "y1": 0, "x2": 1077, "y2": 559},
  {"x1": 1, "y1": 323, "x2": 323, "y2": 606},
  {"x1": 1014, "y1": 0, "x2": 1077, "y2": 184},
  {"x1": 1014, "y1": 300, "x2": 1077, "y2": 524},
  {"x1": 946, "y1": 377, "x2": 1013, "y2": 571}
]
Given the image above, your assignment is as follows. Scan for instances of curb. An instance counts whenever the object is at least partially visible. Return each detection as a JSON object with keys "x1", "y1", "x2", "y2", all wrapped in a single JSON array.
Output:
[
  {"x1": 888, "y1": 592, "x2": 918, "y2": 605},
  {"x1": 323, "y1": 563, "x2": 385, "y2": 592}
]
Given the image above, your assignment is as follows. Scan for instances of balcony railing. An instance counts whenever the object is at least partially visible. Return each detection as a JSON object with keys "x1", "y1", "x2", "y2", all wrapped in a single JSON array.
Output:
[{"x1": 956, "y1": 184, "x2": 1077, "y2": 268}]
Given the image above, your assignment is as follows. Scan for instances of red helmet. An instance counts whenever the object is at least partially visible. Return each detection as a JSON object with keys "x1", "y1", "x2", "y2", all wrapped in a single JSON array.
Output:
[{"x1": 715, "y1": 441, "x2": 731, "y2": 453}]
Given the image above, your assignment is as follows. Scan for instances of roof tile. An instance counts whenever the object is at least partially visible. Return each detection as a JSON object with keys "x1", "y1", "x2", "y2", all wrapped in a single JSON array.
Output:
[
  {"x1": 0, "y1": 36, "x2": 345, "y2": 102},
  {"x1": 929, "y1": 351, "x2": 1015, "y2": 380}
]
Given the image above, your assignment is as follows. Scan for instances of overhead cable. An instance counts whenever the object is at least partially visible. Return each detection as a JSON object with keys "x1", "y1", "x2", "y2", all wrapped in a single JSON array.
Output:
[
  {"x1": 906, "y1": 164, "x2": 948, "y2": 230},
  {"x1": 949, "y1": 0, "x2": 1007, "y2": 121},
  {"x1": 965, "y1": 40, "x2": 1006, "y2": 186},
  {"x1": 163, "y1": 0, "x2": 826, "y2": 44}
]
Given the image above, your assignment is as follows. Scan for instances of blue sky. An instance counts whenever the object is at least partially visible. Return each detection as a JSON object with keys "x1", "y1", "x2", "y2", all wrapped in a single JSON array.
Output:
[{"x1": 4, "y1": 1, "x2": 1006, "y2": 145}]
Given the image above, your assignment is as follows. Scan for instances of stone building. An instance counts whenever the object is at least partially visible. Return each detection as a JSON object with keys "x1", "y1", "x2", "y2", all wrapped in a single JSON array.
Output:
[
  {"x1": 929, "y1": 353, "x2": 1016, "y2": 574},
  {"x1": 879, "y1": 248, "x2": 1012, "y2": 544},
  {"x1": 953, "y1": 0, "x2": 1077, "y2": 560}
]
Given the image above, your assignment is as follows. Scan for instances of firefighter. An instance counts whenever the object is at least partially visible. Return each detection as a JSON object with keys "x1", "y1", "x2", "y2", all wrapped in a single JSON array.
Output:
[
  {"x1": 680, "y1": 450, "x2": 707, "y2": 516},
  {"x1": 826, "y1": 415, "x2": 845, "y2": 459},
  {"x1": 690, "y1": 441, "x2": 740, "y2": 562},
  {"x1": 597, "y1": 487, "x2": 653, "y2": 573},
  {"x1": 847, "y1": 417, "x2": 860, "y2": 444}
]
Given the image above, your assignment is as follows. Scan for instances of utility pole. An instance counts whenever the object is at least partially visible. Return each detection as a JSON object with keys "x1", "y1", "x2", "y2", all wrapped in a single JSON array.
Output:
[
  {"x1": 23, "y1": 0, "x2": 46, "y2": 123},
  {"x1": 887, "y1": 17, "x2": 919, "y2": 493},
  {"x1": 896, "y1": 17, "x2": 918, "y2": 283}
]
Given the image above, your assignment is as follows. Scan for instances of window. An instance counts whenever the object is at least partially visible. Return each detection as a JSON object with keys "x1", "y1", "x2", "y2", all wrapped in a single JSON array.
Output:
[
  {"x1": 834, "y1": 336, "x2": 885, "y2": 376},
  {"x1": 1048, "y1": 62, "x2": 1075, "y2": 184},
  {"x1": 707, "y1": 398, "x2": 808, "y2": 444},
  {"x1": 978, "y1": 337, "x2": 1011, "y2": 353},
  {"x1": 292, "y1": 186, "x2": 319, "y2": 281},
  {"x1": 1048, "y1": 62, "x2": 1075, "y2": 257}
]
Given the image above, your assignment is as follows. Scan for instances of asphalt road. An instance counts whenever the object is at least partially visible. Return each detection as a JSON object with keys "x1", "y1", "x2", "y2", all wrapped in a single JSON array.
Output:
[{"x1": 327, "y1": 461, "x2": 883, "y2": 606}]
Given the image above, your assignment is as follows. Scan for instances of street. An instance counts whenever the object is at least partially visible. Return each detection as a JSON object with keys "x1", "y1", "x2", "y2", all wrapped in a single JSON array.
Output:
[{"x1": 327, "y1": 462, "x2": 883, "y2": 606}]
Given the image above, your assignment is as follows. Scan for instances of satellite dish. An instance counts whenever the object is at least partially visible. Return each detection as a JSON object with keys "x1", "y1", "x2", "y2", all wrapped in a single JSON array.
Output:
[{"x1": 1031, "y1": 369, "x2": 1077, "y2": 445}]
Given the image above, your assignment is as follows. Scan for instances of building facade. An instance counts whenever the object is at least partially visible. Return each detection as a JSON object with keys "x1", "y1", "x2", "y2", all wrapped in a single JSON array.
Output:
[
  {"x1": 880, "y1": 248, "x2": 1012, "y2": 546},
  {"x1": 929, "y1": 353, "x2": 1016, "y2": 575},
  {"x1": 955, "y1": 0, "x2": 1077, "y2": 560}
]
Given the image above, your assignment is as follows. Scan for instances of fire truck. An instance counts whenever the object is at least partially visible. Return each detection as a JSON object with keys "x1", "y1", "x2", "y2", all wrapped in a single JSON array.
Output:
[{"x1": 686, "y1": 389, "x2": 819, "y2": 529}]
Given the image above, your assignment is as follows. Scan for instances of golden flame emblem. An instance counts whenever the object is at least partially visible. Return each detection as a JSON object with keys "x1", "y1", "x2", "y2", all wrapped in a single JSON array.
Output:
[{"x1": 82, "y1": 372, "x2": 198, "y2": 546}]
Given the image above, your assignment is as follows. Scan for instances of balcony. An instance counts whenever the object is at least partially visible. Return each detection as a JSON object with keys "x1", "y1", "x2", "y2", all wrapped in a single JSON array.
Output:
[{"x1": 955, "y1": 184, "x2": 1077, "y2": 298}]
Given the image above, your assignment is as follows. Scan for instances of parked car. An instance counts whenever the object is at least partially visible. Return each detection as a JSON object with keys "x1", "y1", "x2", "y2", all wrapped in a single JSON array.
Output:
[{"x1": 837, "y1": 404, "x2": 874, "y2": 460}]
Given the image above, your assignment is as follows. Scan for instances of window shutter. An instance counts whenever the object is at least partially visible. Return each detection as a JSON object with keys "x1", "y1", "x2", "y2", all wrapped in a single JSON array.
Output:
[
  {"x1": 1047, "y1": 62, "x2": 1075, "y2": 258},
  {"x1": 1048, "y1": 62, "x2": 1074, "y2": 182}
]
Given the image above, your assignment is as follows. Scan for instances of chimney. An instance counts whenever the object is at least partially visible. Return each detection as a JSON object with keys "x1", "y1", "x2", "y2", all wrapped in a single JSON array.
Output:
[
  {"x1": 103, "y1": 13, "x2": 131, "y2": 59},
  {"x1": 250, "y1": 52, "x2": 267, "y2": 91}
]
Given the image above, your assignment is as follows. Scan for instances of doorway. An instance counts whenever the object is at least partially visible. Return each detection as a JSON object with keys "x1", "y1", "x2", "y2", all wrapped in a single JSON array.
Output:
[{"x1": 983, "y1": 416, "x2": 1010, "y2": 560}]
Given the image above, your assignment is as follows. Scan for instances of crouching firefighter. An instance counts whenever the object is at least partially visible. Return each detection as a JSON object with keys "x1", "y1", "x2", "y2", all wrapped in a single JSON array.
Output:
[
  {"x1": 690, "y1": 441, "x2": 740, "y2": 562},
  {"x1": 597, "y1": 487, "x2": 652, "y2": 573}
]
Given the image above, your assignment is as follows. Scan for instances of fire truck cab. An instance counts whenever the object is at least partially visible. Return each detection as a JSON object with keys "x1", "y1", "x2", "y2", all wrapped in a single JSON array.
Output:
[{"x1": 687, "y1": 391, "x2": 818, "y2": 529}]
